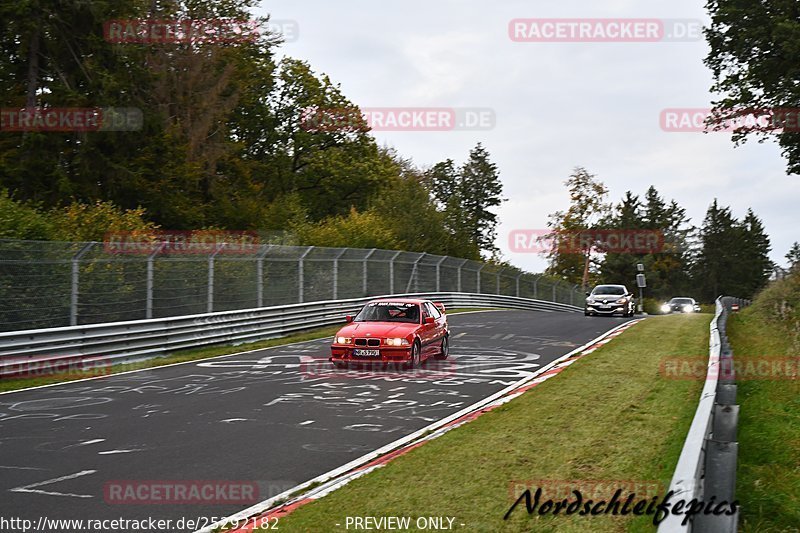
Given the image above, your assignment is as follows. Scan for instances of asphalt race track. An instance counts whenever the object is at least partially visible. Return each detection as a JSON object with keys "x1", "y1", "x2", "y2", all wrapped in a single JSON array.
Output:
[{"x1": 0, "y1": 310, "x2": 632, "y2": 531}]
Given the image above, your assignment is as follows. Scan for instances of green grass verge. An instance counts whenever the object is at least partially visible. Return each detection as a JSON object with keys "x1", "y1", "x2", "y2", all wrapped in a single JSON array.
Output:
[
  {"x1": 261, "y1": 314, "x2": 710, "y2": 532},
  {"x1": 728, "y1": 308, "x2": 800, "y2": 532},
  {"x1": 0, "y1": 307, "x2": 493, "y2": 393}
]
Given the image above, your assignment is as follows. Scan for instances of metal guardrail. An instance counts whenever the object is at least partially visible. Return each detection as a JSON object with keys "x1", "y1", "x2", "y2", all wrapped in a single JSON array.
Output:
[
  {"x1": 0, "y1": 292, "x2": 582, "y2": 377},
  {"x1": 659, "y1": 296, "x2": 748, "y2": 533}
]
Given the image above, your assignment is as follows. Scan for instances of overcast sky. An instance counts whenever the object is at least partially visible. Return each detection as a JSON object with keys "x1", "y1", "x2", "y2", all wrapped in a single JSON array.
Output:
[{"x1": 256, "y1": 0, "x2": 798, "y2": 273}]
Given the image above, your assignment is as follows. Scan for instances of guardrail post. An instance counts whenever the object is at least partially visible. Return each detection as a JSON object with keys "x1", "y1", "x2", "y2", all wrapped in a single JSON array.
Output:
[
  {"x1": 435, "y1": 256, "x2": 446, "y2": 292},
  {"x1": 298, "y1": 246, "x2": 313, "y2": 303},
  {"x1": 516, "y1": 273, "x2": 522, "y2": 297},
  {"x1": 207, "y1": 243, "x2": 226, "y2": 313},
  {"x1": 256, "y1": 244, "x2": 271, "y2": 308},
  {"x1": 389, "y1": 251, "x2": 400, "y2": 294},
  {"x1": 477, "y1": 264, "x2": 485, "y2": 294},
  {"x1": 695, "y1": 440, "x2": 738, "y2": 532},
  {"x1": 70, "y1": 242, "x2": 95, "y2": 326},
  {"x1": 146, "y1": 242, "x2": 166, "y2": 319},
  {"x1": 713, "y1": 404, "x2": 739, "y2": 442},
  {"x1": 332, "y1": 248, "x2": 348, "y2": 300},
  {"x1": 363, "y1": 248, "x2": 376, "y2": 296}
]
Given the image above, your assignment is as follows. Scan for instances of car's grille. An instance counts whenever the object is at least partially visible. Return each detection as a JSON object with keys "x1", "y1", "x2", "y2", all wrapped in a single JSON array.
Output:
[{"x1": 355, "y1": 338, "x2": 380, "y2": 347}]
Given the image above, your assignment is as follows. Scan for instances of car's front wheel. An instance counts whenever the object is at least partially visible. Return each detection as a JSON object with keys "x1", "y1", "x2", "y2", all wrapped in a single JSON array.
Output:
[
  {"x1": 406, "y1": 341, "x2": 421, "y2": 369},
  {"x1": 434, "y1": 335, "x2": 449, "y2": 360}
]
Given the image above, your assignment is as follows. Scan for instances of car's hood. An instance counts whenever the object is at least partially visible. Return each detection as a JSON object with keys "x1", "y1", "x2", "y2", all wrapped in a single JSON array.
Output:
[{"x1": 337, "y1": 322, "x2": 418, "y2": 338}]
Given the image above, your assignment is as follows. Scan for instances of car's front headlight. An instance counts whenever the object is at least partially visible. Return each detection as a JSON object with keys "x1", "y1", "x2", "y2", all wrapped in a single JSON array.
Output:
[
  {"x1": 384, "y1": 338, "x2": 409, "y2": 346},
  {"x1": 336, "y1": 336, "x2": 353, "y2": 344},
  {"x1": 586, "y1": 297, "x2": 595, "y2": 304},
  {"x1": 661, "y1": 304, "x2": 670, "y2": 313},
  {"x1": 616, "y1": 297, "x2": 629, "y2": 304},
  {"x1": 683, "y1": 304, "x2": 693, "y2": 313}
]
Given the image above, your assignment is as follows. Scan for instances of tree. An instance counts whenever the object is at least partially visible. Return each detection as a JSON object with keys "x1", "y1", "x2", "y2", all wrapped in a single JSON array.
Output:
[
  {"x1": 425, "y1": 145, "x2": 504, "y2": 260},
  {"x1": 692, "y1": 201, "x2": 771, "y2": 300},
  {"x1": 546, "y1": 167, "x2": 610, "y2": 287},
  {"x1": 704, "y1": 0, "x2": 800, "y2": 174},
  {"x1": 736, "y1": 209, "x2": 773, "y2": 295},
  {"x1": 787, "y1": 242, "x2": 800, "y2": 271},
  {"x1": 459, "y1": 144, "x2": 504, "y2": 258}
]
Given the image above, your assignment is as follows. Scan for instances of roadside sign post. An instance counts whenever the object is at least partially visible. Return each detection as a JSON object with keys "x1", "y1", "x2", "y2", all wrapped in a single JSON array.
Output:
[{"x1": 636, "y1": 271, "x2": 646, "y2": 313}]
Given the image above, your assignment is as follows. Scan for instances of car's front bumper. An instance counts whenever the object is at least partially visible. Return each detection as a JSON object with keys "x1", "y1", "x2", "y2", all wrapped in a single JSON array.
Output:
[
  {"x1": 329, "y1": 346, "x2": 412, "y2": 364},
  {"x1": 585, "y1": 303, "x2": 629, "y2": 315}
]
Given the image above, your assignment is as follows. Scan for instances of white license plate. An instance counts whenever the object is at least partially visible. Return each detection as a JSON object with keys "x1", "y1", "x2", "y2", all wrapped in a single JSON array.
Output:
[{"x1": 353, "y1": 349, "x2": 380, "y2": 357}]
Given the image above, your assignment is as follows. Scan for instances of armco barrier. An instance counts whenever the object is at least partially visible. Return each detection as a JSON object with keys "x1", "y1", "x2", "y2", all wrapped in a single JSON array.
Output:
[
  {"x1": 0, "y1": 292, "x2": 581, "y2": 377},
  {"x1": 659, "y1": 296, "x2": 748, "y2": 533}
]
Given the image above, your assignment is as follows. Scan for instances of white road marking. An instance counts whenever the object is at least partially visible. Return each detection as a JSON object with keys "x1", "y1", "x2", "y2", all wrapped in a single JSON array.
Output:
[
  {"x1": 97, "y1": 449, "x2": 142, "y2": 455},
  {"x1": 65, "y1": 439, "x2": 105, "y2": 449},
  {"x1": 10, "y1": 470, "x2": 96, "y2": 498},
  {"x1": 453, "y1": 332, "x2": 468, "y2": 339},
  {"x1": 221, "y1": 418, "x2": 249, "y2": 423},
  {"x1": 502, "y1": 334, "x2": 515, "y2": 340},
  {"x1": 299, "y1": 420, "x2": 315, "y2": 425},
  {"x1": 0, "y1": 466, "x2": 44, "y2": 470}
]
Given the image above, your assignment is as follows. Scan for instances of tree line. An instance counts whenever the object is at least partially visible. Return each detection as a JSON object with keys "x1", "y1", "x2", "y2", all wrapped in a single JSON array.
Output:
[
  {"x1": 546, "y1": 167, "x2": 777, "y2": 301},
  {"x1": 0, "y1": 0, "x2": 504, "y2": 261}
]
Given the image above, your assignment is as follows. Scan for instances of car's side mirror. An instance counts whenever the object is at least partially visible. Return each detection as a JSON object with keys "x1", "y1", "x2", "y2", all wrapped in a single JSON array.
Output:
[
  {"x1": 424, "y1": 316, "x2": 435, "y2": 324},
  {"x1": 345, "y1": 315, "x2": 353, "y2": 323},
  {"x1": 585, "y1": 291, "x2": 590, "y2": 296}
]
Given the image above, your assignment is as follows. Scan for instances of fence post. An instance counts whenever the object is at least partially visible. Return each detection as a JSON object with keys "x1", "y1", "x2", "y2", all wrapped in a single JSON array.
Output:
[
  {"x1": 207, "y1": 243, "x2": 226, "y2": 313},
  {"x1": 457, "y1": 259, "x2": 468, "y2": 292},
  {"x1": 146, "y1": 242, "x2": 166, "y2": 319},
  {"x1": 533, "y1": 275, "x2": 538, "y2": 299},
  {"x1": 256, "y1": 244, "x2": 271, "y2": 308},
  {"x1": 298, "y1": 246, "x2": 313, "y2": 303},
  {"x1": 516, "y1": 273, "x2": 522, "y2": 298},
  {"x1": 435, "y1": 256, "x2": 446, "y2": 292},
  {"x1": 389, "y1": 251, "x2": 400, "y2": 294},
  {"x1": 552, "y1": 280, "x2": 557, "y2": 302},
  {"x1": 70, "y1": 242, "x2": 95, "y2": 326},
  {"x1": 496, "y1": 268, "x2": 501, "y2": 294},
  {"x1": 363, "y1": 248, "x2": 376, "y2": 296},
  {"x1": 406, "y1": 253, "x2": 425, "y2": 293},
  {"x1": 332, "y1": 248, "x2": 347, "y2": 300},
  {"x1": 477, "y1": 264, "x2": 485, "y2": 294}
]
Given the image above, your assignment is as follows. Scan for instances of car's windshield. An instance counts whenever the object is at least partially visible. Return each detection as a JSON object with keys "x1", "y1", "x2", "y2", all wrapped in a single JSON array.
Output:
[
  {"x1": 670, "y1": 298, "x2": 694, "y2": 305},
  {"x1": 354, "y1": 302, "x2": 420, "y2": 323},
  {"x1": 592, "y1": 285, "x2": 626, "y2": 296}
]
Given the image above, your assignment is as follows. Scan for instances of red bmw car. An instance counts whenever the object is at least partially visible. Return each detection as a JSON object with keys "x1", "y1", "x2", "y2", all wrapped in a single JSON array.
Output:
[{"x1": 330, "y1": 298, "x2": 449, "y2": 369}]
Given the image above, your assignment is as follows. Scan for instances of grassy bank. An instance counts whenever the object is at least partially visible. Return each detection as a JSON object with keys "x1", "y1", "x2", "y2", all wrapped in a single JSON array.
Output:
[
  {"x1": 728, "y1": 274, "x2": 800, "y2": 532},
  {"x1": 0, "y1": 308, "x2": 492, "y2": 393},
  {"x1": 262, "y1": 314, "x2": 710, "y2": 532}
]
